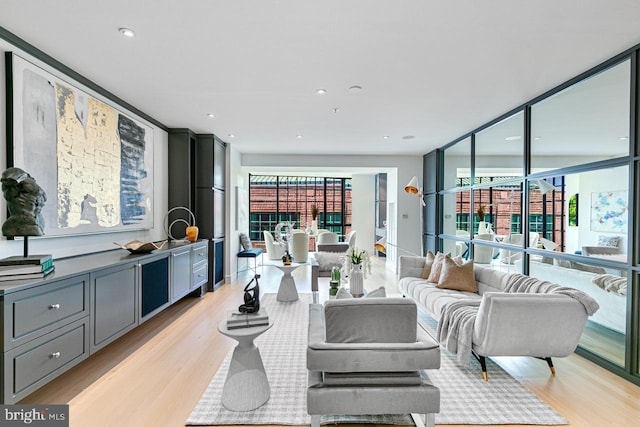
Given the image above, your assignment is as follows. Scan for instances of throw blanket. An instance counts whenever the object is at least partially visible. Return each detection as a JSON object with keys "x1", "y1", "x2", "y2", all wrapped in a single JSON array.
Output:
[
  {"x1": 592, "y1": 274, "x2": 627, "y2": 296},
  {"x1": 436, "y1": 299, "x2": 481, "y2": 365},
  {"x1": 504, "y1": 274, "x2": 599, "y2": 316}
]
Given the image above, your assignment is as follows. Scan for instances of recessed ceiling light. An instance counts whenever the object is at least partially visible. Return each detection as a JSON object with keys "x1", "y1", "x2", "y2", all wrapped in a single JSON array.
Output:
[
  {"x1": 505, "y1": 135, "x2": 521, "y2": 141},
  {"x1": 316, "y1": 89, "x2": 327, "y2": 95},
  {"x1": 206, "y1": 113, "x2": 215, "y2": 118},
  {"x1": 348, "y1": 85, "x2": 362, "y2": 93},
  {"x1": 119, "y1": 27, "x2": 135, "y2": 38},
  {"x1": 332, "y1": 107, "x2": 340, "y2": 113},
  {"x1": 383, "y1": 135, "x2": 390, "y2": 140},
  {"x1": 619, "y1": 136, "x2": 629, "y2": 140},
  {"x1": 402, "y1": 135, "x2": 415, "y2": 140},
  {"x1": 296, "y1": 134, "x2": 304, "y2": 139},
  {"x1": 228, "y1": 134, "x2": 235, "y2": 138}
]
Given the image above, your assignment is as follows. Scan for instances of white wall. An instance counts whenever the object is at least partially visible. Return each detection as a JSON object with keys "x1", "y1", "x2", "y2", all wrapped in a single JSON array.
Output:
[
  {"x1": 226, "y1": 145, "x2": 244, "y2": 281},
  {"x1": 0, "y1": 38, "x2": 168, "y2": 260},
  {"x1": 576, "y1": 166, "x2": 629, "y2": 252},
  {"x1": 351, "y1": 175, "x2": 376, "y2": 253}
]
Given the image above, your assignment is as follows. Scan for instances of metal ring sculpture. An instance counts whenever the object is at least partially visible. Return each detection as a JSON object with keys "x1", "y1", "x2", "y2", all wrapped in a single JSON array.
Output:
[{"x1": 163, "y1": 206, "x2": 196, "y2": 240}]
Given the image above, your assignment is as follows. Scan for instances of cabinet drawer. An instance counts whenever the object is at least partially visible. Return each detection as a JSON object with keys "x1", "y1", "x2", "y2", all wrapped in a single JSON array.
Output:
[
  {"x1": 192, "y1": 245, "x2": 208, "y2": 266},
  {"x1": 4, "y1": 275, "x2": 89, "y2": 349},
  {"x1": 13, "y1": 281, "x2": 85, "y2": 339},
  {"x1": 5, "y1": 319, "x2": 89, "y2": 401},
  {"x1": 192, "y1": 263, "x2": 208, "y2": 288}
]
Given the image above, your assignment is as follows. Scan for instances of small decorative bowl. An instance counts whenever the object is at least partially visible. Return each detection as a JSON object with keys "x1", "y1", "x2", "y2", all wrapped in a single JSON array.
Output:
[{"x1": 115, "y1": 240, "x2": 167, "y2": 254}]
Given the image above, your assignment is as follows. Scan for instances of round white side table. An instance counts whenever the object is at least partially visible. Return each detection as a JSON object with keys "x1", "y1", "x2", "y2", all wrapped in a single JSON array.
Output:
[
  {"x1": 218, "y1": 320, "x2": 273, "y2": 411},
  {"x1": 274, "y1": 264, "x2": 303, "y2": 302}
]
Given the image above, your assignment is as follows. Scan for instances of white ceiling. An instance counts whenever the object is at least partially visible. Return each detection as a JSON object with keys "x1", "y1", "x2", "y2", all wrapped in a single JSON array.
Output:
[{"x1": 1, "y1": 0, "x2": 639, "y2": 156}]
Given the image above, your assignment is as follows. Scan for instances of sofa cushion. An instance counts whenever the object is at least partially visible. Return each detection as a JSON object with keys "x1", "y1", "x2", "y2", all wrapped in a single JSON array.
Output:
[
  {"x1": 426, "y1": 252, "x2": 447, "y2": 282},
  {"x1": 420, "y1": 251, "x2": 436, "y2": 279},
  {"x1": 570, "y1": 261, "x2": 606, "y2": 274},
  {"x1": 399, "y1": 276, "x2": 480, "y2": 320},
  {"x1": 437, "y1": 258, "x2": 477, "y2": 293}
]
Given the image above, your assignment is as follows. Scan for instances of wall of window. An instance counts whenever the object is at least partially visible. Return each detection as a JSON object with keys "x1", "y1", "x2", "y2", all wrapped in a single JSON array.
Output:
[
  {"x1": 248, "y1": 175, "x2": 352, "y2": 242},
  {"x1": 430, "y1": 52, "x2": 638, "y2": 383}
]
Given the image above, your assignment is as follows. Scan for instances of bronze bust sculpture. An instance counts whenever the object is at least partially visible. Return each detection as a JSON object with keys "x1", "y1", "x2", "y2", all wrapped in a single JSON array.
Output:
[{"x1": 1, "y1": 167, "x2": 47, "y2": 237}]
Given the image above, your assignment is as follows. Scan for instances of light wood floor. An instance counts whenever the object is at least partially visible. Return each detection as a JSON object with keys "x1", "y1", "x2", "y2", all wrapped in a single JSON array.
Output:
[{"x1": 21, "y1": 256, "x2": 640, "y2": 427}]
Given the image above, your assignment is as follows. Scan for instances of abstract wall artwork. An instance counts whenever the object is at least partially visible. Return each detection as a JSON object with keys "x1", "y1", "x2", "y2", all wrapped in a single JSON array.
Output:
[
  {"x1": 6, "y1": 53, "x2": 154, "y2": 237},
  {"x1": 590, "y1": 190, "x2": 628, "y2": 233}
]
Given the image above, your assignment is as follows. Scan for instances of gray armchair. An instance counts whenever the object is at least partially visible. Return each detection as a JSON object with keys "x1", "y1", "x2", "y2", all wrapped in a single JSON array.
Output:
[{"x1": 307, "y1": 298, "x2": 440, "y2": 427}]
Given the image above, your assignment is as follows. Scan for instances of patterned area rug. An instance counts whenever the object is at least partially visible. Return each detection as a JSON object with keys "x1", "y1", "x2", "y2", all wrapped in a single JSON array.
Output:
[{"x1": 187, "y1": 294, "x2": 568, "y2": 425}]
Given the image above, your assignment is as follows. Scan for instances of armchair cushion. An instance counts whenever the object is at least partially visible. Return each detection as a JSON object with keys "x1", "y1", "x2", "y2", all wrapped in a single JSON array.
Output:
[
  {"x1": 323, "y1": 371, "x2": 422, "y2": 386},
  {"x1": 324, "y1": 298, "x2": 416, "y2": 343},
  {"x1": 307, "y1": 303, "x2": 440, "y2": 373}
]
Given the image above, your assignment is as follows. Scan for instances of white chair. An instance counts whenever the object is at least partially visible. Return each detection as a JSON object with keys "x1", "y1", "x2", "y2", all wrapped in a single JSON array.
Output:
[
  {"x1": 345, "y1": 230, "x2": 357, "y2": 249},
  {"x1": 499, "y1": 232, "x2": 540, "y2": 264},
  {"x1": 290, "y1": 232, "x2": 310, "y2": 263},
  {"x1": 473, "y1": 234, "x2": 495, "y2": 264},
  {"x1": 263, "y1": 230, "x2": 285, "y2": 260},
  {"x1": 316, "y1": 231, "x2": 339, "y2": 244}
]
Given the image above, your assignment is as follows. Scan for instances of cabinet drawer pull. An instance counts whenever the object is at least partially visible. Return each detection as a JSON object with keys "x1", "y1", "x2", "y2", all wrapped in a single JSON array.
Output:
[
  {"x1": 49, "y1": 304, "x2": 61, "y2": 310},
  {"x1": 198, "y1": 274, "x2": 204, "y2": 278},
  {"x1": 50, "y1": 352, "x2": 61, "y2": 359}
]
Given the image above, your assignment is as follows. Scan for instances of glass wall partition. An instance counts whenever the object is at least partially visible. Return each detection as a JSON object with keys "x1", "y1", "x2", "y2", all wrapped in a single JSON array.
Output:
[
  {"x1": 527, "y1": 167, "x2": 629, "y2": 367},
  {"x1": 475, "y1": 111, "x2": 524, "y2": 183},
  {"x1": 531, "y1": 59, "x2": 631, "y2": 172},
  {"x1": 433, "y1": 49, "x2": 636, "y2": 377},
  {"x1": 442, "y1": 137, "x2": 471, "y2": 190}
]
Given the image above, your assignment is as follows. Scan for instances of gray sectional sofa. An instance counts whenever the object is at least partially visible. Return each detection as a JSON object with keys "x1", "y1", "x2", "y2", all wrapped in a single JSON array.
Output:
[{"x1": 398, "y1": 255, "x2": 596, "y2": 379}]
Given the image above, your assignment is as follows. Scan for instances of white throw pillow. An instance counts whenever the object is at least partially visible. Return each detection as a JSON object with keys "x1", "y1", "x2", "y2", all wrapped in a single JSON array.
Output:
[
  {"x1": 365, "y1": 286, "x2": 387, "y2": 298},
  {"x1": 314, "y1": 251, "x2": 344, "y2": 271},
  {"x1": 335, "y1": 287, "x2": 353, "y2": 299}
]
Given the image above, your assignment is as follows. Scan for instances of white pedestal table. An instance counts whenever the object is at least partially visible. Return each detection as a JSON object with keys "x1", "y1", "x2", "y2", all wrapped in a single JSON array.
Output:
[{"x1": 217, "y1": 320, "x2": 274, "y2": 411}]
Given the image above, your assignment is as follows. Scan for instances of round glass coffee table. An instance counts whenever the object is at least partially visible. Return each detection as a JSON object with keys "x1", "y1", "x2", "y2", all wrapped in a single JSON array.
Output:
[{"x1": 218, "y1": 320, "x2": 274, "y2": 411}]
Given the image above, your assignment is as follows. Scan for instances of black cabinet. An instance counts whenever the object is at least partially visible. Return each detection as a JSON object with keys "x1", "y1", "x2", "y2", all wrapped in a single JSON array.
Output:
[
  {"x1": 169, "y1": 129, "x2": 226, "y2": 291},
  {"x1": 140, "y1": 257, "x2": 169, "y2": 320},
  {"x1": 168, "y1": 129, "x2": 197, "y2": 238},
  {"x1": 213, "y1": 239, "x2": 224, "y2": 289}
]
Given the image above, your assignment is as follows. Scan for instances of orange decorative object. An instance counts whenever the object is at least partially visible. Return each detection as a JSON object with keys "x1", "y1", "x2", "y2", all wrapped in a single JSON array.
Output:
[{"x1": 186, "y1": 226, "x2": 199, "y2": 242}]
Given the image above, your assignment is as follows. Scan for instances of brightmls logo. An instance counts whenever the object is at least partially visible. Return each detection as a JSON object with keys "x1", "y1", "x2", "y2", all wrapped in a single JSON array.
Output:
[{"x1": 1, "y1": 405, "x2": 68, "y2": 426}]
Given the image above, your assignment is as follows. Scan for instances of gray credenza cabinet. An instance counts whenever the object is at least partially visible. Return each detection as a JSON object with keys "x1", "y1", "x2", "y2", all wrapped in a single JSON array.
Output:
[{"x1": 0, "y1": 240, "x2": 207, "y2": 404}]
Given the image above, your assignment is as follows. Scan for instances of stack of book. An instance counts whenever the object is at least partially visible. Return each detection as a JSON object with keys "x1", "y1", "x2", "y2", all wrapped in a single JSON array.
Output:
[
  {"x1": 0, "y1": 255, "x2": 55, "y2": 282},
  {"x1": 226, "y1": 308, "x2": 269, "y2": 329}
]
